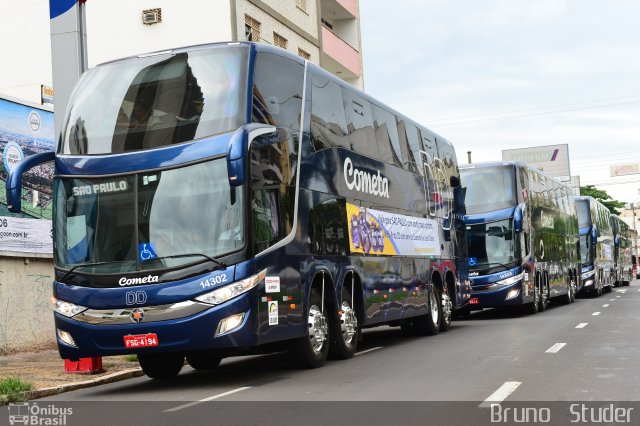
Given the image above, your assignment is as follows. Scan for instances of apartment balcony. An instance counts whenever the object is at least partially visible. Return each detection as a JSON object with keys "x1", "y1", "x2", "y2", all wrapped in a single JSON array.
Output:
[{"x1": 321, "y1": 25, "x2": 361, "y2": 79}]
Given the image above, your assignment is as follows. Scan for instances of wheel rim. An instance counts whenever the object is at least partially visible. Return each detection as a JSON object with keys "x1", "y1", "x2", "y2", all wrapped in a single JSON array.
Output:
[
  {"x1": 340, "y1": 301, "x2": 358, "y2": 346},
  {"x1": 430, "y1": 290, "x2": 439, "y2": 324},
  {"x1": 308, "y1": 304, "x2": 328, "y2": 354},
  {"x1": 534, "y1": 284, "x2": 539, "y2": 305},
  {"x1": 442, "y1": 293, "x2": 452, "y2": 323}
]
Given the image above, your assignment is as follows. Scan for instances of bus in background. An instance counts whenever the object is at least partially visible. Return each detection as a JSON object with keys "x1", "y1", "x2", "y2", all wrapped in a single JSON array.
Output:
[
  {"x1": 459, "y1": 162, "x2": 579, "y2": 315},
  {"x1": 611, "y1": 215, "x2": 633, "y2": 286},
  {"x1": 7, "y1": 42, "x2": 469, "y2": 379},
  {"x1": 575, "y1": 196, "x2": 614, "y2": 296}
]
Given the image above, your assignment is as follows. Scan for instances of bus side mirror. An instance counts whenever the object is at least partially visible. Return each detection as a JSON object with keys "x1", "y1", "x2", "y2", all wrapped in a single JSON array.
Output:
[
  {"x1": 514, "y1": 204, "x2": 524, "y2": 233},
  {"x1": 591, "y1": 227, "x2": 598, "y2": 245},
  {"x1": 6, "y1": 151, "x2": 55, "y2": 213},
  {"x1": 226, "y1": 123, "x2": 276, "y2": 187}
]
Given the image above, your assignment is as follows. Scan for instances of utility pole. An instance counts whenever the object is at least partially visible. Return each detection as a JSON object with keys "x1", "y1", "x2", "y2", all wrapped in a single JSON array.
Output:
[{"x1": 467, "y1": 151, "x2": 472, "y2": 164}]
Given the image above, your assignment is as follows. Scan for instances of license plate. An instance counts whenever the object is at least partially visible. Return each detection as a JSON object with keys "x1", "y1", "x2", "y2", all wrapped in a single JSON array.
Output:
[
  {"x1": 469, "y1": 298, "x2": 479, "y2": 305},
  {"x1": 124, "y1": 333, "x2": 158, "y2": 348}
]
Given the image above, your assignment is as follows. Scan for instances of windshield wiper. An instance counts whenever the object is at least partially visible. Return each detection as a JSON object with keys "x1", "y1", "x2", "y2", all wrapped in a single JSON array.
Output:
[
  {"x1": 145, "y1": 253, "x2": 227, "y2": 269},
  {"x1": 58, "y1": 260, "x2": 132, "y2": 283}
]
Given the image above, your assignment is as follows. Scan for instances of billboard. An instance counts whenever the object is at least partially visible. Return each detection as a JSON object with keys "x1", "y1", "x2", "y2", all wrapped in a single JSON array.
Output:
[
  {"x1": 610, "y1": 163, "x2": 640, "y2": 177},
  {"x1": 502, "y1": 144, "x2": 570, "y2": 178},
  {"x1": 0, "y1": 96, "x2": 54, "y2": 254}
]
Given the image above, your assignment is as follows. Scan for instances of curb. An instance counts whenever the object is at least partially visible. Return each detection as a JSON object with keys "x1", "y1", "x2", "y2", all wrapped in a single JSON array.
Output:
[{"x1": 1, "y1": 368, "x2": 144, "y2": 403}]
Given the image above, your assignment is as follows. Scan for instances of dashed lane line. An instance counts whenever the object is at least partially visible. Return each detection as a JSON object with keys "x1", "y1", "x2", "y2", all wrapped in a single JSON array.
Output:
[
  {"x1": 164, "y1": 386, "x2": 251, "y2": 412},
  {"x1": 545, "y1": 343, "x2": 567, "y2": 353},
  {"x1": 575, "y1": 323, "x2": 588, "y2": 329},
  {"x1": 592, "y1": 312, "x2": 601, "y2": 316},
  {"x1": 479, "y1": 381, "x2": 522, "y2": 408},
  {"x1": 602, "y1": 304, "x2": 610, "y2": 308}
]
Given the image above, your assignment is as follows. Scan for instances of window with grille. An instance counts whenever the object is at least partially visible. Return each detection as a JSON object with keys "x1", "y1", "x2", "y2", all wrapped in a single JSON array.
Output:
[
  {"x1": 244, "y1": 15, "x2": 261, "y2": 42},
  {"x1": 273, "y1": 32, "x2": 288, "y2": 49},
  {"x1": 298, "y1": 48, "x2": 310, "y2": 60}
]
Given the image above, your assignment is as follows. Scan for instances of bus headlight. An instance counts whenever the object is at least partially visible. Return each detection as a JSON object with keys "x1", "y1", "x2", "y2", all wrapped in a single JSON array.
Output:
[
  {"x1": 581, "y1": 270, "x2": 596, "y2": 280},
  {"x1": 52, "y1": 298, "x2": 87, "y2": 317},
  {"x1": 195, "y1": 269, "x2": 267, "y2": 306},
  {"x1": 505, "y1": 289, "x2": 520, "y2": 300},
  {"x1": 495, "y1": 272, "x2": 525, "y2": 286}
]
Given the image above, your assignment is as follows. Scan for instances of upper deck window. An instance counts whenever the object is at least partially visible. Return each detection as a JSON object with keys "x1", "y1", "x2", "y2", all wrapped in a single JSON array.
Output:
[
  {"x1": 61, "y1": 46, "x2": 248, "y2": 155},
  {"x1": 461, "y1": 165, "x2": 517, "y2": 215}
]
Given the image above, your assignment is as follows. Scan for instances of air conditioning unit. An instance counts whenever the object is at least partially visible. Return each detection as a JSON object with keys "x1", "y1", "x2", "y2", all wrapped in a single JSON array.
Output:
[{"x1": 142, "y1": 8, "x2": 162, "y2": 25}]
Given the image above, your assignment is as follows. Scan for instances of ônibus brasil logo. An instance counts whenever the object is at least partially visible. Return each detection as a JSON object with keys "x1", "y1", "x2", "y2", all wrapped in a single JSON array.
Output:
[
  {"x1": 7, "y1": 402, "x2": 72, "y2": 425},
  {"x1": 343, "y1": 157, "x2": 389, "y2": 199}
]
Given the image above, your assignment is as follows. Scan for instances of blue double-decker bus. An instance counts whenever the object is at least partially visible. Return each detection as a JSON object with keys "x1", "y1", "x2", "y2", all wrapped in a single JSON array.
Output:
[
  {"x1": 7, "y1": 42, "x2": 469, "y2": 378},
  {"x1": 575, "y1": 196, "x2": 614, "y2": 296},
  {"x1": 611, "y1": 215, "x2": 633, "y2": 287},
  {"x1": 459, "y1": 161, "x2": 579, "y2": 315}
]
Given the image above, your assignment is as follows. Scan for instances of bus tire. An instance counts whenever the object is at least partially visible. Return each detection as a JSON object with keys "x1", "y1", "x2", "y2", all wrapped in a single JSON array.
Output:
[
  {"x1": 539, "y1": 275, "x2": 549, "y2": 312},
  {"x1": 562, "y1": 276, "x2": 575, "y2": 305},
  {"x1": 439, "y1": 291, "x2": 453, "y2": 332},
  {"x1": 329, "y1": 288, "x2": 359, "y2": 359},
  {"x1": 138, "y1": 352, "x2": 184, "y2": 380},
  {"x1": 186, "y1": 352, "x2": 222, "y2": 371},
  {"x1": 526, "y1": 278, "x2": 540, "y2": 315},
  {"x1": 289, "y1": 288, "x2": 329, "y2": 368},
  {"x1": 414, "y1": 285, "x2": 440, "y2": 336}
]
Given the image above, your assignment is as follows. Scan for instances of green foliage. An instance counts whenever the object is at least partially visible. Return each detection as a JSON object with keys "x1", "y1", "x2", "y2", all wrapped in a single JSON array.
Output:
[
  {"x1": 124, "y1": 354, "x2": 138, "y2": 362},
  {"x1": 580, "y1": 185, "x2": 626, "y2": 215},
  {"x1": 0, "y1": 377, "x2": 34, "y2": 404}
]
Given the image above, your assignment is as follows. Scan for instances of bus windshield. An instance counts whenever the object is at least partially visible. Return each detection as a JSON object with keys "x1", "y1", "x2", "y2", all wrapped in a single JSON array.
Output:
[
  {"x1": 54, "y1": 158, "x2": 244, "y2": 274},
  {"x1": 466, "y1": 219, "x2": 516, "y2": 270},
  {"x1": 461, "y1": 166, "x2": 516, "y2": 215},
  {"x1": 579, "y1": 234, "x2": 592, "y2": 264},
  {"x1": 576, "y1": 199, "x2": 591, "y2": 229},
  {"x1": 61, "y1": 46, "x2": 248, "y2": 155}
]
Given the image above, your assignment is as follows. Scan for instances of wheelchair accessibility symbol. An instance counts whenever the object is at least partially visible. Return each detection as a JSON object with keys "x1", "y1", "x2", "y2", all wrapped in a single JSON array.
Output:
[{"x1": 139, "y1": 243, "x2": 157, "y2": 262}]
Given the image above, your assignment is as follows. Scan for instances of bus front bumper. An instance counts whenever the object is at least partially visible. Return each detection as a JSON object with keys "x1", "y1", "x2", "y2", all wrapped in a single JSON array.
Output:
[
  {"x1": 54, "y1": 291, "x2": 260, "y2": 359},
  {"x1": 468, "y1": 281, "x2": 524, "y2": 309}
]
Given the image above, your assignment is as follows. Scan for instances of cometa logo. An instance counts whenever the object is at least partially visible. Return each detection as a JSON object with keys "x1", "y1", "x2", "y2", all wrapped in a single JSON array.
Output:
[
  {"x1": 343, "y1": 157, "x2": 390, "y2": 198},
  {"x1": 119, "y1": 275, "x2": 159, "y2": 286}
]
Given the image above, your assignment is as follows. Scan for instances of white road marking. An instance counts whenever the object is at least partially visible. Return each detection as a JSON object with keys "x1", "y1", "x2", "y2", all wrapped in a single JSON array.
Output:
[
  {"x1": 355, "y1": 346, "x2": 383, "y2": 356},
  {"x1": 637, "y1": 289, "x2": 640, "y2": 292},
  {"x1": 592, "y1": 312, "x2": 601, "y2": 316},
  {"x1": 616, "y1": 296, "x2": 621, "y2": 298},
  {"x1": 619, "y1": 290, "x2": 627, "y2": 294},
  {"x1": 479, "y1": 381, "x2": 522, "y2": 408},
  {"x1": 164, "y1": 386, "x2": 251, "y2": 412},
  {"x1": 602, "y1": 304, "x2": 610, "y2": 308},
  {"x1": 609, "y1": 299, "x2": 615, "y2": 301},
  {"x1": 545, "y1": 343, "x2": 567, "y2": 353},
  {"x1": 575, "y1": 323, "x2": 588, "y2": 329}
]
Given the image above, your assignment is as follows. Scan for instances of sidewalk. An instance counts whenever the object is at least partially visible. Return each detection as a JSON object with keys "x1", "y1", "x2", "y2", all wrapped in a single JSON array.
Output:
[{"x1": 0, "y1": 350, "x2": 144, "y2": 401}]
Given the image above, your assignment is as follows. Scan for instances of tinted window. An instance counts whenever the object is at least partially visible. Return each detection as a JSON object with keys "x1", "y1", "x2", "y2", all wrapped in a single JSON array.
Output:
[
  {"x1": 576, "y1": 199, "x2": 591, "y2": 228},
  {"x1": 310, "y1": 75, "x2": 349, "y2": 150},
  {"x1": 62, "y1": 47, "x2": 249, "y2": 155},
  {"x1": 461, "y1": 165, "x2": 517, "y2": 215},
  {"x1": 252, "y1": 53, "x2": 304, "y2": 131},
  {"x1": 372, "y1": 104, "x2": 402, "y2": 166},
  {"x1": 405, "y1": 123, "x2": 423, "y2": 175},
  {"x1": 342, "y1": 89, "x2": 379, "y2": 159}
]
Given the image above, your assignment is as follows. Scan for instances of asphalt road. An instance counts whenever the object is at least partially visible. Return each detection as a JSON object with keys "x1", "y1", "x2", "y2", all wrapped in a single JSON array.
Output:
[{"x1": 24, "y1": 280, "x2": 640, "y2": 424}]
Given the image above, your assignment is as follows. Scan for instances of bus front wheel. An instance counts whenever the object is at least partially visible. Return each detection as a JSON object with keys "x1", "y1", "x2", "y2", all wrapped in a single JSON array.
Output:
[
  {"x1": 289, "y1": 288, "x2": 330, "y2": 368},
  {"x1": 186, "y1": 351, "x2": 222, "y2": 371},
  {"x1": 138, "y1": 352, "x2": 184, "y2": 379}
]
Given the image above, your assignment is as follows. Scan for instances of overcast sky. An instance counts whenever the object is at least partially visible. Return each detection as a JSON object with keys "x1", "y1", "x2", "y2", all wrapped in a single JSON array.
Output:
[{"x1": 360, "y1": 0, "x2": 640, "y2": 203}]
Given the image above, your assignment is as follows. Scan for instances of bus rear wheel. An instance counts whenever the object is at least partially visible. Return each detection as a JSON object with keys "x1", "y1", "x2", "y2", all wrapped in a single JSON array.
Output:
[
  {"x1": 439, "y1": 291, "x2": 453, "y2": 332},
  {"x1": 526, "y1": 279, "x2": 540, "y2": 315},
  {"x1": 289, "y1": 288, "x2": 329, "y2": 368},
  {"x1": 138, "y1": 352, "x2": 184, "y2": 379},
  {"x1": 329, "y1": 288, "x2": 359, "y2": 359},
  {"x1": 414, "y1": 285, "x2": 440, "y2": 336}
]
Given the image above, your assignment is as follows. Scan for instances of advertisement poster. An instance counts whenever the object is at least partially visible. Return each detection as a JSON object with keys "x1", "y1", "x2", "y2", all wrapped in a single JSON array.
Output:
[
  {"x1": 346, "y1": 202, "x2": 441, "y2": 256},
  {"x1": 0, "y1": 97, "x2": 54, "y2": 254}
]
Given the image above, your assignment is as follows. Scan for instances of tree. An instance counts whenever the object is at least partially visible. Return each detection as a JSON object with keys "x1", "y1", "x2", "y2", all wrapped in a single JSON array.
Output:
[{"x1": 580, "y1": 185, "x2": 626, "y2": 215}]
